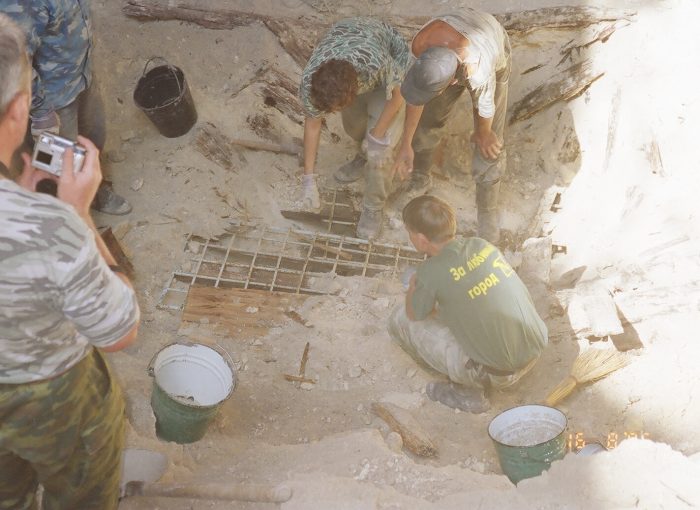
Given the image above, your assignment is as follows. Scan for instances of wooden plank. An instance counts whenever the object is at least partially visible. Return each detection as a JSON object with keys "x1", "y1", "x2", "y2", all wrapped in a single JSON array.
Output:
[
  {"x1": 100, "y1": 227, "x2": 135, "y2": 279},
  {"x1": 182, "y1": 286, "x2": 305, "y2": 339},
  {"x1": 371, "y1": 402, "x2": 438, "y2": 458},
  {"x1": 510, "y1": 59, "x2": 604, "y2": 124}
]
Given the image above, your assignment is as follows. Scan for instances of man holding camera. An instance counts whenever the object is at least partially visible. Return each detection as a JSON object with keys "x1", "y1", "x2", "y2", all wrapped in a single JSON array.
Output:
[
  {"x1": 3, "y1": 0, "x2": 132, "y2": 215},
  {"x1": 0, "y1": 14, "x2": 140, "y2": 510}
]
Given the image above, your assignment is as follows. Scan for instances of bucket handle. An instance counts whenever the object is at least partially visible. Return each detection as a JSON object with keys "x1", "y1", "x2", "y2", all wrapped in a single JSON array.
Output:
[
  {"x1": 147, "y1": 341, "x2": 236, "y2": 378},
  {"x1": 141, "y1": 56, "x2": 184, "y2": 98}
]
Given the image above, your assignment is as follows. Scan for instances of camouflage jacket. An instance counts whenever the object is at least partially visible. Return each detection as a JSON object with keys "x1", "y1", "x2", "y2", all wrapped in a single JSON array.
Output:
[
  {"x1": 1, "y1": 0, "x2": 93, "y2": 118},
  {"x1": 0, "y1": 171, "x2": 140, "y2": 383},
  {"x1": 299, "y1": 17, "x2": 412, "y2": 118}
]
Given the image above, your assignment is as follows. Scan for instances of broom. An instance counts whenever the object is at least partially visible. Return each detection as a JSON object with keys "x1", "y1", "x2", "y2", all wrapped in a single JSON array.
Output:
[{"x1": 546, "y1": 349, "x2": 630, "y2": 406}]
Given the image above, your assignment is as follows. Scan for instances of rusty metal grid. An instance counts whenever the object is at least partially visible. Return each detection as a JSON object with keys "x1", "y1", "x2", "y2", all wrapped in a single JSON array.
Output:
[{"x1": 158, "y1": 222, "x2": 425, "y2": 310}]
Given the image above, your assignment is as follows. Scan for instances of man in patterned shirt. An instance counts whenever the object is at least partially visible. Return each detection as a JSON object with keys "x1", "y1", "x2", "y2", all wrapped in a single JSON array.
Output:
[
  {"x1": 0, "y1": 14, "x2": 140, "y2": 509},
  {"x1": 2, "y1": 0, "x2": 132, "y2": 215},
  {"x1": 299, "y1": 17, "x2": 412, "y2": 239},
  {"x1": 393, "y1": 10, "x2": 511, "y2": 244}
]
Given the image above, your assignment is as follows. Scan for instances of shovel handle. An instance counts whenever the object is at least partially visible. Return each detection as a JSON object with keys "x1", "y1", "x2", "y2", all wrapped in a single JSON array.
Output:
[{"x1": 142, "y1": 482, "x2": 292, "y2": 503}]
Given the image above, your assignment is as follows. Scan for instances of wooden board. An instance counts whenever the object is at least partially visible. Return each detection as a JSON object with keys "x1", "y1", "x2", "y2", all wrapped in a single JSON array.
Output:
[
  {"x1": 510, "y1": 59, "x2": 604, "y2": 124},
  {"x1": 372, "y1": 402, "x2": 437, "y2": 458},
  {"x1": 100, "y1": 227, "x2": 135, "y2": 279},
  {"x1": 182, "y1": 286, "x2": 305, "y2": 339}
]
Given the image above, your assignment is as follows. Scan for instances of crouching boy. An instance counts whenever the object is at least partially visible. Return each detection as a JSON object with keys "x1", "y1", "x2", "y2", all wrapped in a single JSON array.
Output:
[{"x1": 388, "y1": 195, "x2": 547, "y2": 412}]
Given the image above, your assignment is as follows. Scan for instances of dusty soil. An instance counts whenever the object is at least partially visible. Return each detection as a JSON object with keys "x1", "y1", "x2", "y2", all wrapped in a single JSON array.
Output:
[{"x1": 84, "y1": 0, "x2": 700, "y2": 508}]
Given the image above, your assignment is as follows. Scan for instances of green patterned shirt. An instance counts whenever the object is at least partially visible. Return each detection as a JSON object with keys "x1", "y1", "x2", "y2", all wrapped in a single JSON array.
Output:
[{"x1": 299, "y1": 17, "x2": 412, "y2": 118}]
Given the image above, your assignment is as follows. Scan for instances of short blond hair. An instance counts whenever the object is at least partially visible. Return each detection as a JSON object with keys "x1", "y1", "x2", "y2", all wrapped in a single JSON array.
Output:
[
  {"x1": 0, "y1": 14, "x2": 31, "y2": 117},
  {"x1": 402, "y1": 195, "x2": 456, "y2": 243}
]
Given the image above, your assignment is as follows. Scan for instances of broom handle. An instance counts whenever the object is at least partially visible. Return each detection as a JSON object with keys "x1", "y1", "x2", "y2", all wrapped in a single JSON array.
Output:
[{"x1": 142, "y1": 482, "x2": 292, "y2": 503}]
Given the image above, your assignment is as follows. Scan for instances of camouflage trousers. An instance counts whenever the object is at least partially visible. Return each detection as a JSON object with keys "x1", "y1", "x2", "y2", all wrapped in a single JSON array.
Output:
[
  {"x1": 341, "y1": 88, "x2": 405, "y2": 211},
  {"x1": 387, "y1": 305, "x2": 536, "y2": 390},
  {"x1": 0, "y1": 349, "x2": 125, "y2": 510}
]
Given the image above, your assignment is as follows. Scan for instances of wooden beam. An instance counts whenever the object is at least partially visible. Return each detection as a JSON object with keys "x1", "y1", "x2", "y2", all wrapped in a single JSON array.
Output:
[
  {"x1": 372, "y1": 402, "x2": 438, "y2": 458},
  {"x1": 509, "y1": 59, "x2": 604, "y2": 124},
  {"x1": 123, "y1": 2, "x2": 636, "y2": 64},
  {"x1": 100, "y1": 227, "x2": 135, "y2": 279}
]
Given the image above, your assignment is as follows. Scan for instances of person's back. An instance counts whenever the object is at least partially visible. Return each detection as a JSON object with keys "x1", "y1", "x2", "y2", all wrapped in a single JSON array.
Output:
[
  {"x1": 390, "y1": 195, "x2": 548, "y2": 413},
  {"x1": 412, "y1": 235, "x2": 547, "y2": 372},
  {"x1": 0, "y1": 178, "x2": 137, "y2": 383}
]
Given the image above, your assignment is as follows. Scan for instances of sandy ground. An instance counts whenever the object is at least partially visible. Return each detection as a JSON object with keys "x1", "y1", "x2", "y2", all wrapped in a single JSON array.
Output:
[{"x1": 79, "y1": 0, "x2": 700, "y2": 508}]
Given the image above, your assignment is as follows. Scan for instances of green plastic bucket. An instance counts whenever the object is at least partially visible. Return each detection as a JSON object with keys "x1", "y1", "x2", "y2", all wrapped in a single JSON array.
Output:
[
  {"x1": 488, "y1": 404, "x2": 567, "y2": 485},
  {"x1": 149, "y1": 343, "x2": 235, "y2": 444}
]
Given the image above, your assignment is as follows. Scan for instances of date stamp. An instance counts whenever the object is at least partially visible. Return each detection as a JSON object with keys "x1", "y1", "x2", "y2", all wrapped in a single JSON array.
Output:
[{"x1": 567, "y1": 431, "x2": 651, "y2": 452}]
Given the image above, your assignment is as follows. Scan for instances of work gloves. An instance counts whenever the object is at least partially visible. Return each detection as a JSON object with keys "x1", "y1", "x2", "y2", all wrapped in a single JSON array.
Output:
[
  {"x1": 301, "y1": 174, "x2": 320, "y2": 211},
  {"x1": 364, "y1": 131, "x2": 392, "y2": 168},
  {"x1": 30, "y1": 111, "x2": 60, "y2": 138}
]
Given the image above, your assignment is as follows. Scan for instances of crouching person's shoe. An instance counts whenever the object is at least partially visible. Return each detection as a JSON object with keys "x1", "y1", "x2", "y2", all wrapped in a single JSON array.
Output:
[
  {"x1": 92, "y1": 181, "x2": 132, "y2": 215},
  {"x1": 426, "y1": 381, "x2": 490, "y2": 414},
  {"x1": 356, "y1": 207, "x2": 383, "y2": 240},
  {"x1": 335, "y1": 153, "x2": 367, "y2": 183}
]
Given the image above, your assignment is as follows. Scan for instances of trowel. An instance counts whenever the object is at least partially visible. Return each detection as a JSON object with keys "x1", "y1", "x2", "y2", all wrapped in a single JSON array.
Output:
[{"x1": 119, "y1": 448, "x2": 292, "y2": 503}]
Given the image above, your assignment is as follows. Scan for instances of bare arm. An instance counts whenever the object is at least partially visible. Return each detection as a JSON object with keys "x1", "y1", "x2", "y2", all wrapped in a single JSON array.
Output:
[
  {"x1": 369, "y1": 86, "x2": 404, "y2": 139},
  {"x1": 303, "y1": 116, "x2": 323, "y2": 175},
  {"x1": 392, "y1": 104, "x2": 425, "y2": 180},
  {"x1": 59, "y1": 137, "x2": 139, "y2": 352},
  {"x1": 471, "y1": 113, "x2": 502, "y2": 160}
]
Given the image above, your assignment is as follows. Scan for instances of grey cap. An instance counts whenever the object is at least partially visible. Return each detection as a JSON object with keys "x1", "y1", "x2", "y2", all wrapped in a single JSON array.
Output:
[{"x1": 401, "y1": 47, "x2": 460, "y2": 106}]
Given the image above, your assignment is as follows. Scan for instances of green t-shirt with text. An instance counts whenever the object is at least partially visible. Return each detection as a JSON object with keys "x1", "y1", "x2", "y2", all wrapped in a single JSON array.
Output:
[{"x1": 411, "y1": 238, "x2": 547, "y2": 371}]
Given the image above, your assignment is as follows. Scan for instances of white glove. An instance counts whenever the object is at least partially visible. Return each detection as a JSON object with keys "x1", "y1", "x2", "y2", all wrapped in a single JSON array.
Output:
[
  {"x1": 364, "y1": 131, "x2": 392, "y2": 168},
  {"x1": 30, "y1": 111, "x2": 60, "y2": 138},
  {"x1": 302, "y1": 174, "x2": 321, "y2": 211}
]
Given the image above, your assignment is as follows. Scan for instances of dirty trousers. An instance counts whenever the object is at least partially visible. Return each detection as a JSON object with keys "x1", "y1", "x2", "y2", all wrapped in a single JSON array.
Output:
[
  {"x1": 388, "y1": 305, "x2": 534, "y2": 390},
  {"x1": 341, "y1": 88, "x2": 404, "y2": 211},
  {"x1": 0, "y1": 349, "x2": 126, "y2": 510},
  {"x1": 411, "y1": 62, "x2": 510, "y2": 243},
  {"x1": 56, "y1": 80, "x2": 107, "y2": 151}
]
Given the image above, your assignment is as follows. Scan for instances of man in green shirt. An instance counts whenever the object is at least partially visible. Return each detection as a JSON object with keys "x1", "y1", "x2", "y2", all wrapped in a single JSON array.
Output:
[
  {"x1": 389, "y1": 195, "x2": 547, "y2": 412},
  {"x1": 299, "y1": 17, "x2": 411, "y2": 239}
]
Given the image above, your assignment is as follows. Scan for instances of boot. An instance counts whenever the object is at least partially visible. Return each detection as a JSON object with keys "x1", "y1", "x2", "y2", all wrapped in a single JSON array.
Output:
[
  {"x1": 335, "y1": 153, "x2": 367, "y2": 183},
  {"x1": 356, "y1": 207, "x2": 383, "y2": 240},
  {"x1": 92, "y1": 181, "x2": 132, "y2": 215},
  {"x1": 426, "y1": 381, "x2": 490, "y2": 414},
  {"x1": 475, "y1": 180, "x2": 501, "y2": 244},
  {"x1": 404, "y1": 171, "x2": 432, "y2": 197}
]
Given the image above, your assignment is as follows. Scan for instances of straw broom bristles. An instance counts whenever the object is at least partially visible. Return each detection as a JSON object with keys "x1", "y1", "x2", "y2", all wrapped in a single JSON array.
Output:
[{"x1": 546, "y1": 349, "x2": 630, "y2": 406}]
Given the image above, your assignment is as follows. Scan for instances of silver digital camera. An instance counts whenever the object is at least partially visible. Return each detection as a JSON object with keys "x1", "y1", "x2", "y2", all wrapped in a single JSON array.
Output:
[{"x1": 32, "y1": 133, "x2": 86, "y2": 176}]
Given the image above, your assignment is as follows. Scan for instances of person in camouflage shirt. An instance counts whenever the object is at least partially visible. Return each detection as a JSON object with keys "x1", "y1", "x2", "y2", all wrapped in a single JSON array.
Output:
[
  {"x1": 299, "y1": 17, "x2": 412, "y2": 239},
  {"x1": 2, "y1": 0, "x2": 132, "y2": 215},
  {"x1": 0, "y1": 14, "x2": 139, "y2": 509}
]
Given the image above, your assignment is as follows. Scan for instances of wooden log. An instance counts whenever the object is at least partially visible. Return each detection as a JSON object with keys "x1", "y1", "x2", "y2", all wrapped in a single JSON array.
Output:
[
  {"x1": 100, "y1": 227, "x2": 135, "y2": 279},
  {"x1": 123, "y1": 2, "x2": 636, "y2": 55},
  {"x1": 371, "y1": 402, "x2": 437, "y2": 458},
  {"x1": 509, "y1": 59, "x2": 604, "y2": 124}
]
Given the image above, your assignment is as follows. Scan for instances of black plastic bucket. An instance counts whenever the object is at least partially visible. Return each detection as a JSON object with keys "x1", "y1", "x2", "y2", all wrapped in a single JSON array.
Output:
[{"x1": 133, "y1": 58, "x2": 197, "y2": 138}]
